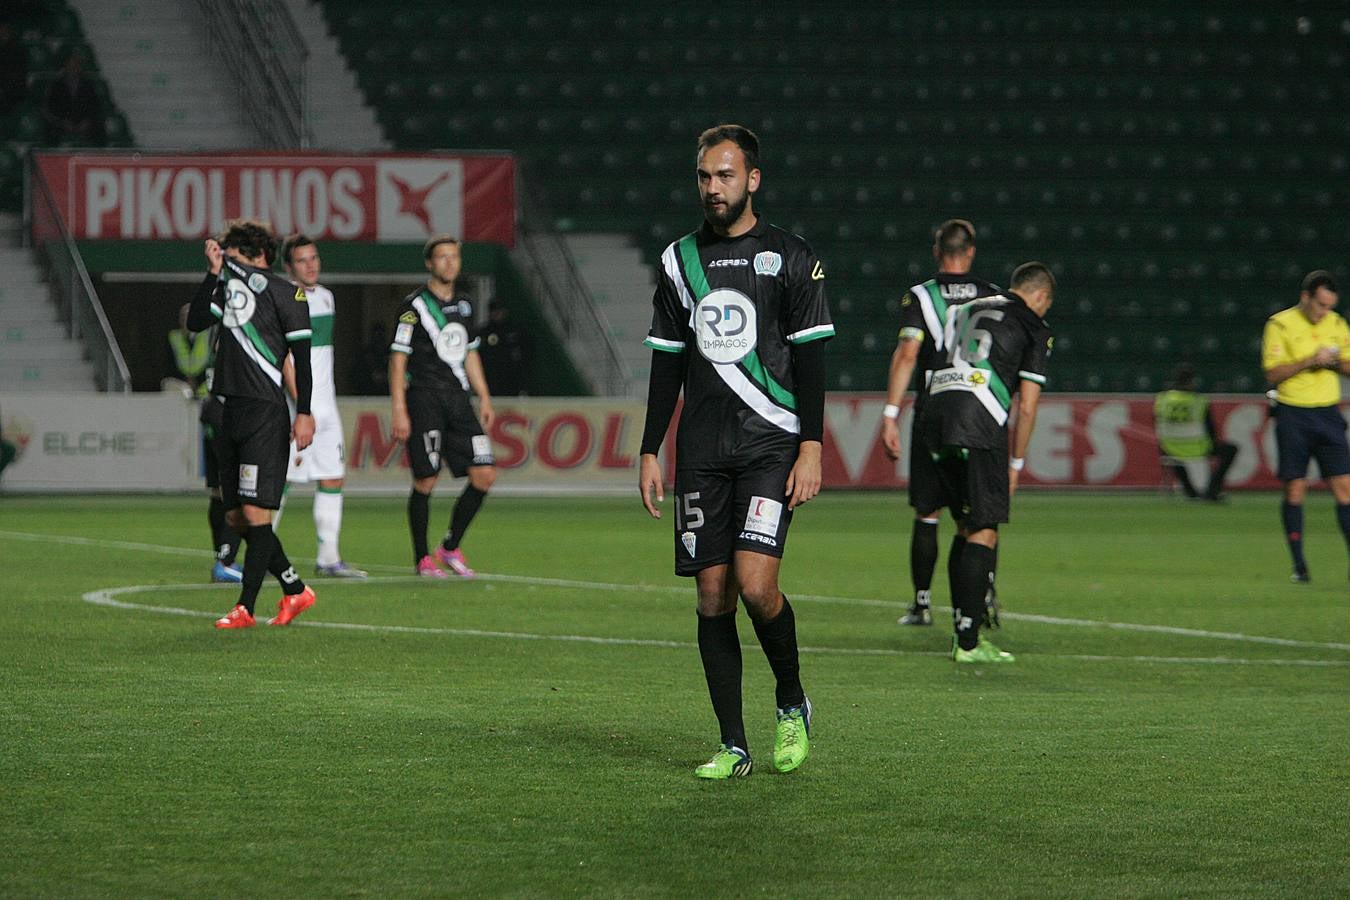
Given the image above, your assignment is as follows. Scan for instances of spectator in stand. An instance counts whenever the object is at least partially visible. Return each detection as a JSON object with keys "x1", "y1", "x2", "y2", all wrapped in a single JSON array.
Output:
[
  {"x1": 479, "y1": 305, "x2": 528, "y2": 397},
  {"x1": 42, "y1": 50, "x2": 104, "y2": 147}
]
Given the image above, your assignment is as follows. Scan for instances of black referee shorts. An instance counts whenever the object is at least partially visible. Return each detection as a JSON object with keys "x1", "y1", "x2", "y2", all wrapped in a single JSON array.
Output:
[
  {"x1": 1275, "y1": 403, "x2": 1350, "y2": 481},
  {"x1": 213, "y1": 397, "x2": 291, "y2": 510}
]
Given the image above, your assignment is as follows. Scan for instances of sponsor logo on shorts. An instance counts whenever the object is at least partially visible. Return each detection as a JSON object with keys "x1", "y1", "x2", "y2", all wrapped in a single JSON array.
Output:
[
  {"x1": 239, "y1": 463, "x2": 258, "y2": 493},
  {"x1": 471, "y1": 434, "x2": 493, "y2": 462},
  {"x1": 681, "y1": 530, "x2": 697, "y2": 557},
  {"x1": 738, "y1": 531, "x2": 779, "y2": 547},
  {"x1": 753, "y1": 251, "x2": 782, "y2": 277},
  {"x1": 743, "y1": 495, "x2": 783, "y2": 537}
]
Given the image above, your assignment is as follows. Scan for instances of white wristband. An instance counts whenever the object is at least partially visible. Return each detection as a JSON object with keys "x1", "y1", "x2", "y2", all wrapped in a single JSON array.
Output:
[
  {"x1": 882, "y1": 404, "x2": 900, "y2": 421},
  {"x1": 1010, "y1": 457, "x2": 1025, "y2": 471}
]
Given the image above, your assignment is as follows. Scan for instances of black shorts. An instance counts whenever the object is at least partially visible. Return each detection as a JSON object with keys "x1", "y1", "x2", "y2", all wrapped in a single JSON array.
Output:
[
  {"x1": 672, "y1": 454, "x2": 796, "y2": 577},
  {"x1": 203, "y1": 426, "x2": 221, "y2": 490},
  {"x1": 213, "y1": 397, "x2": 290, "y2": 510},
  {"x1": 407, "y1": 389, "x2": 494, "y2": 479},
  {"x1": 931, "y1": 446, "x2": 1011, "y2": 532},
  {"x1": 1275, "y1": 404, "x2": 1350, "y2": 481},
  {"x1": 907, "y1": 415, "x2": 946, "y2": 513}
]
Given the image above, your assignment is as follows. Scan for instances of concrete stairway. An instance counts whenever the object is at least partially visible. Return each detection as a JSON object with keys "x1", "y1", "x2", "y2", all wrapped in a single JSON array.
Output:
[
  {"x1": 69, "y1": 0, "x2": 259, "y2": 150},
  {"x1": 562, "y1": 233, "x2": 655, "y2": 394},
  {"x1": 0, "y1": 214, "x2": 96, "y2": 391},
  {"x1": 283, "y1": 0, "x2": 389, "y2": 150}
]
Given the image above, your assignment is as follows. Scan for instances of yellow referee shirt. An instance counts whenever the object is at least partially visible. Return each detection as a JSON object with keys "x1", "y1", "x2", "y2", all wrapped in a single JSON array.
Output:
[{"x1": 1261, "y1": 306, "x2": 1350, "y2": 407}]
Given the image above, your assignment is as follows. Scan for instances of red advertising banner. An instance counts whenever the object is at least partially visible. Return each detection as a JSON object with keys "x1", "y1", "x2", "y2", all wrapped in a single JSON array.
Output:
[
  {"x1": 32, "y1": 151, "x2": 515, "y2": 246},
  {"x1": 327, "y1": 394, "x2": 1324, "y2": 494}
]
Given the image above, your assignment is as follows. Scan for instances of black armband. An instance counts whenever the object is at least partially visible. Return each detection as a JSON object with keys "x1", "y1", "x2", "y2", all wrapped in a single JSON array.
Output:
[
  {"x1": 791, "y1": 339, "x2": 826, "y2": 443},
  {"x1": 290, "y1": 338, "x2": 313, "y2": 415},
  {"x1": 640, "y1": 349, "x2": 684, "y2": 455}
]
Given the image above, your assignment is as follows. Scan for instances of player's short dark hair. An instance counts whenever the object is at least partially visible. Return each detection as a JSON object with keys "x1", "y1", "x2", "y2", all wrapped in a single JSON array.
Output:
[
  {"x1": 219, "y1": 219, "x2": 279, "y2": 266},
  {"x1": 934, "y1": 219, "x2": 976, "y2": 257},
  {"x1": 423, "y1": 234, "x2": 460, "y2": 260},
  {"x1": 280, "y1": 233, "x2": 315, "y2": 265},
  {"x1": 1010, "y1": 261, "x2": 1056, "y2": 294},
  {"x1": 697, "y1": 124, "x2": 760, "y2": 173},
  {"x1": 1300, "y1": 270, "x2": 1338, "y2": 296}
]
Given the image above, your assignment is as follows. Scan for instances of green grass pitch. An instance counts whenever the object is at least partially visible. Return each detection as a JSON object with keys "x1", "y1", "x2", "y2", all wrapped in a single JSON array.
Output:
[{"x1": 1, "y1": 491, "x2": 1347, "y2": 897}]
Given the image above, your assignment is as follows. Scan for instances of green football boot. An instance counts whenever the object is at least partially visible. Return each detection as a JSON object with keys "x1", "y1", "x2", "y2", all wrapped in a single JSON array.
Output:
[
  {"x1": 694, "y1": 743, "x2": 752, "y2": 779},
  {"x1": 773, "y1": 698, "x2": 813, "y2": 773},
  {"x1": 952, "y1": 636, "x2": 1016, "y2": 664}
]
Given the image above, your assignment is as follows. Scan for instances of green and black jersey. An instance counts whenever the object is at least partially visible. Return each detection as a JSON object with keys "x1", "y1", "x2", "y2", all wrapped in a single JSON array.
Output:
[
  {"x1": 208, "y1": 258, "x2": 312, "y2": 405},
  {"x1": 645, "y1": 217, "x2": 834, "y2": 467},
  {"x1": 389, "y1": 289, "x2": 481, "y2": 395},
  {"x1": 897, "y1": 273, "x2": 1006, "y2": 411},
  {"x1": 921, "y1": 290, "x2": 1052, "y2": 451}
]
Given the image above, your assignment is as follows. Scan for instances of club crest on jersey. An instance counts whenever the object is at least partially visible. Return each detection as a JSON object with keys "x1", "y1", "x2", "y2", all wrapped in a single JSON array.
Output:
[
  {"x1": 247, "y1": 273, "x2": 269, "y2": 294},
  {"x1": 693, "y1": 288, "x2": 757, "y2": 365},
  {"x1": 753, "y1": 251, "x2": 782, "y2": 277},
  {"x1": 681, "y1": 531, "x2": 697, "y2": 557},
  {"x1": 221, "y1": 279, "x2": 257, "y2": 327},
  {"x1": 456, "y1": 300, "x2": 472, "y2": 317},
  {"x1": 435, "y1": 322, "x2": 470, "y2": 365}
]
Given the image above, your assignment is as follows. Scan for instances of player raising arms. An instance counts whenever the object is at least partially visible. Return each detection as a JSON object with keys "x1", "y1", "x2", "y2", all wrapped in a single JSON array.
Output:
[
  {"x1": 389, "y1": 236, "x2": 497, "y2": 578},
  {"x1": 186, "y1": 219, "x2": 318, "y2": 629},
  {"x1": 639, "y1": 124, "x2": 834, "y2": 779},
  {"x1": 919, "y1": 262, "x2": 1054, "y2": 663}
]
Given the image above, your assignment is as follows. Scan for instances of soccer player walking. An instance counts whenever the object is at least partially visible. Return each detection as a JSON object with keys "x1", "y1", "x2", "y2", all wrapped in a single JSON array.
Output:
[
  {"x1": 918, "y1": 262, "x2": 1054, "y2": 663},
  {"x1": 389, "y1": 236, "x2": 497, "y2": 578},
  {"x1": 639, "y1": 124, "x2": 834, "y2": 778},
  {"x1": 187, "y1": 220, "x2": 318, "y2": 629},
  {"x1": 277, "y1": 234, "x2": 366, "y2": 578},
  {"x1": 881, "y1": 220, "x2": 1006, "y2": 628},
  {"x1": 1261, "y1": 271, "x2": 1350, "y2": 582}
]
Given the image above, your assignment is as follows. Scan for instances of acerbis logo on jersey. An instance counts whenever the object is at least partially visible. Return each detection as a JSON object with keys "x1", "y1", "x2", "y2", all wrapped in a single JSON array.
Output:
[
  {"x1": 743, "y1": 495, "x2": 783, "y2": 537},
  {"x1": 708, "y1": 258, "x2": 748, "y2": 268},
  {"x1": 435, "y1": 322, "x2": 470, "y2": 365},
  {"x1": 694, "y1": 289, "x2": 757, "y2": 364},
  {"x1": 222, "y1": 279, "x2": 257, "y2": 327}
]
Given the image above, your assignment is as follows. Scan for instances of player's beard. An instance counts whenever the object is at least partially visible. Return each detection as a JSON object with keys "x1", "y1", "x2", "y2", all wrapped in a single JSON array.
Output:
[{"x1": 703, "y1": 189, "x2": 749, "y2": 230}]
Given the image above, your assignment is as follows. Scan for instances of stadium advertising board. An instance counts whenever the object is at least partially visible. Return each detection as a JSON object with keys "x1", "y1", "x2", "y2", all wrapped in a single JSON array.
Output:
[
  {"x1": 1, "y1": 394, "x2": 1337, "y2": 494},
  {"x1": 0, "y1": 393, "x2": 199, "y2": 491},
  {"x1": 32, "y1": 152, "x2": 516, "y2": 246}
]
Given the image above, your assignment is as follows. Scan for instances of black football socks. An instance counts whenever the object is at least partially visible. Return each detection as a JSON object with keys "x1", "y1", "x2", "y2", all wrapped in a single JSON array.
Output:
[
  {"x1": 238, "y1": 523, "x2": 277, "y2": 614},
  {"x1": 697, "y1": 610, "x2": 747, "y2": 752},
  {"x1": 442, "y1": 485, "x2": 488, "y2": 553},
  {"x1": 1282, "y1": 501, "x2": 1308, "y2": 576},
  {"x1": 910, "y1": 518, "x2": 938, "y2": 599},
  {"x1": 953, "y1": 542, "x2": 995, "y2": 651},
  {"x1": 408, "y1": 489, "x2": 431, "y2": 564},
  {"x1": 751, "y1": 595, "x2": 805, "y2": 710}
]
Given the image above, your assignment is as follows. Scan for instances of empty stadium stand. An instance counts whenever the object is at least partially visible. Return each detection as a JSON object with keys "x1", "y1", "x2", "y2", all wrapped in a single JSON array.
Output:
[{"x1": 320, "y1": 1, "x2": 1350, "y2": 392}]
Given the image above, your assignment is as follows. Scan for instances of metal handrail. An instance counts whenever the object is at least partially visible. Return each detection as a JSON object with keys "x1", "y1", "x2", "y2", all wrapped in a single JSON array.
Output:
[
  {"x1": 515, "y1": 173, "x2": 629, "y2": 396},
  {"x1": 195, "y1": 0, "x2": 309, "y2": 148},
  {"x1": 26, "y1": 156, "x2": 132, "y2": 393}
]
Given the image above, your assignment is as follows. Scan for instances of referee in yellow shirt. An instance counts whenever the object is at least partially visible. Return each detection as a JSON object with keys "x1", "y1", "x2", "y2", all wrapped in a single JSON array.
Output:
[{"x1": 1261, "y1": 270, "x2": 1350, "y2": 582}]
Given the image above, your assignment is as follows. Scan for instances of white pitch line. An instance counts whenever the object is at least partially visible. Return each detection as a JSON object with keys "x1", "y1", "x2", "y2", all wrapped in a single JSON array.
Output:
[
  {"x1": 6, "y1": 528, "x2": 1348, "y2": 655},
  {"x1": 81, "y1": 584, "x2": 1350, "y2": 668}
]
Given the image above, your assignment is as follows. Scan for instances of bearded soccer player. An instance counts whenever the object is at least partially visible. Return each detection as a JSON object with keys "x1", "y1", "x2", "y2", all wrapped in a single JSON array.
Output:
[
  {"x1": 919, "y1": 262, "x2": 1054, "y2": 663},
  {"x1": 881, "y1": 220, "x2": 1005, "y2": 628},
  {"x1": 389, "y1": 236, "x2": 497, "y2": 578},
  {"x1": 277, "y1": 234, "x2": 366, "y2": 578},
  {"x1": 186, "y1": 219, "x2": 317, "y2": 629},
  {"x1": 639, "y1": 124, "x2": 833, "y2": 779}
]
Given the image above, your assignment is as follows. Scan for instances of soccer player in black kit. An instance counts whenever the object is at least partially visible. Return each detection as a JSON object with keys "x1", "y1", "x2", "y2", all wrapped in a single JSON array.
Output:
[
  {"x1": 639, "y1": 125, "x2": 834, "y2": 778},
  {"x1": 389, "y1": 236, "x2": 497, "y2": 578},
  {"x1": 186, "y1": 219, "x2": 318, "y2": 629},
  {"x1": 919, "y1": 262, "x2": 1054, "y2": 663},
  {"x1": 881, "y1": 220, "x2": 1005, "y2": 628}
]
